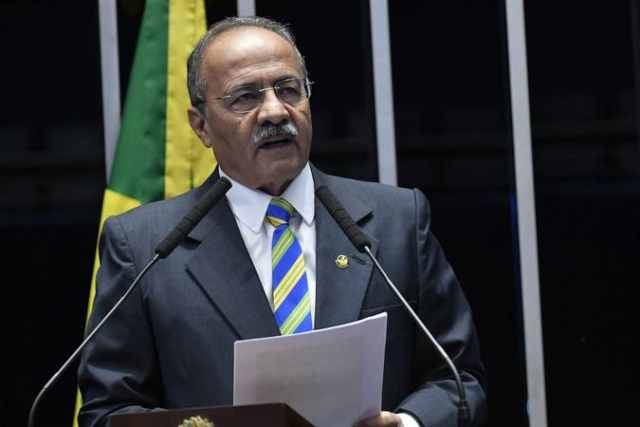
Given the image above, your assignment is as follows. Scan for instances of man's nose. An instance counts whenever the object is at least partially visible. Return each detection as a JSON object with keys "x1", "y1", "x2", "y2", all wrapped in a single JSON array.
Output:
[{"x1": 256, "y1": 88, "x2": 290, "y2": 125}]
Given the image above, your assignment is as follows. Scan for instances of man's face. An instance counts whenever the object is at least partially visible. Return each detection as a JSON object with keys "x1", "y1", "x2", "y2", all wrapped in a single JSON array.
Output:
[{"x1": 188, "y1": 27, "x2": 312, "y2": 196}]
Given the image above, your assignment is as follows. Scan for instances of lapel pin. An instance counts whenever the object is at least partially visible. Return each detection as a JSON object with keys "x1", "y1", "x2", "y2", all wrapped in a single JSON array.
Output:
[{"x1": 335, "y1": 254, "x2": 349, "y2": 268}]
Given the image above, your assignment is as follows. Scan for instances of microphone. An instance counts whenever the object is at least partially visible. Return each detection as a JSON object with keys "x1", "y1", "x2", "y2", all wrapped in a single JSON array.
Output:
[
  {"x1": 315, "y1": 185, "x2": 471, "y2": 427},
  {"x1": 155, "y1": 177, "x2": 231, "y2": 258},
  {"x1": 28, "y1": 177, "x2": 232, "y2": 427}
]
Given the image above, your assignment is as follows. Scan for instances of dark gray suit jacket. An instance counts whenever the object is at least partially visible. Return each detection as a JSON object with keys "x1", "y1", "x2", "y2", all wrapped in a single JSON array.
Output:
[{"x1": 78, "y1": 167, "x2": 487, "y2": 427}]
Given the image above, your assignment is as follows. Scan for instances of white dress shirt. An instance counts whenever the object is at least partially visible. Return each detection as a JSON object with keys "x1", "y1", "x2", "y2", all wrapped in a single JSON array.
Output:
[
  {"x1": 219, "y1": 164, "x2": 419, "y2": 427},
  {"x1": 219, "y1": 164, "x2": 317, "y2": 324}
]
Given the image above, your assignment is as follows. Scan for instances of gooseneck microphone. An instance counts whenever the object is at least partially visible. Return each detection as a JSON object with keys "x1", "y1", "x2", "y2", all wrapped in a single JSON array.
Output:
[
  {"x1": 315, "y1": 185, "x2": 470, "y2": 427},
  {"x1": 28, "y1": 177, "x2": 232, "y2": 427},
  {"x1": 155, "y1": 177, "x2": 232, "y2": 258}
]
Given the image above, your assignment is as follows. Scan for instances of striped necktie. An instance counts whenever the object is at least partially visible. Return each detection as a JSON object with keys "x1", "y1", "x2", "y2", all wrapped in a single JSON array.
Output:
[{"x1": 266, "y1": 198, "x2": 312, "y2": 335}]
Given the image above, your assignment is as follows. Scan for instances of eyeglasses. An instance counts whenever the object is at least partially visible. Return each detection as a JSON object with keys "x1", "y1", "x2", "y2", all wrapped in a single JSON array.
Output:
[{"x1": 209, "y1": 77, "x2": 313, "y2": 114}]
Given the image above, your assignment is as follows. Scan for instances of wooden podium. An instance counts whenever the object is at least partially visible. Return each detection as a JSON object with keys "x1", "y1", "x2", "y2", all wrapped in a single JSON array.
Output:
[{"x1": 109, "y1": 403, "x2": 314, "y2": 427}]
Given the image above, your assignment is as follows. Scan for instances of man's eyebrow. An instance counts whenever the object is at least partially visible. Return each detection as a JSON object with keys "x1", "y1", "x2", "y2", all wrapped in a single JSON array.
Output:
[
  {"x1": 225, "y1": 74, "x2": 301, "y2": 93},
  {"x1": 273, "y1": 74, "x2": 300, "y2": 84},
  {"x1": 225, "y1": 82, "x2": 260, "y2": 93}
]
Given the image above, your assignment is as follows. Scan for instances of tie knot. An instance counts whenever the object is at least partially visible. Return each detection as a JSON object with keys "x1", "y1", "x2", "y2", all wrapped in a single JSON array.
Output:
[{"x1": 266, "y1": 198, "x2": 294, "y2": 227}]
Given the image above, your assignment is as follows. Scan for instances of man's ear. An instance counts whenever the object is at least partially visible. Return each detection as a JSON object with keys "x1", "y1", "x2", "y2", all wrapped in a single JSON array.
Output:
[{"x1": 187, "y1": 106, "x2": 212, "y2": 148}]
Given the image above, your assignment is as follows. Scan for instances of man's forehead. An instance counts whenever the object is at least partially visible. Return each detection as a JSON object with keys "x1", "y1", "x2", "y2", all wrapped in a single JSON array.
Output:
[
  {"x1": 205, "y1": 27, "x2": 297, "y2": 64},
  {"x1": 201, "y1": 27, "x2": 302, "y2": 87}
]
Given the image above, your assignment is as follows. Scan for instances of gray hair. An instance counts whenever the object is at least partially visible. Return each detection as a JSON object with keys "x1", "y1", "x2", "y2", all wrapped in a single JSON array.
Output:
[{"x1": 187, "y1": 16, "x2": 308, "y2": 115}]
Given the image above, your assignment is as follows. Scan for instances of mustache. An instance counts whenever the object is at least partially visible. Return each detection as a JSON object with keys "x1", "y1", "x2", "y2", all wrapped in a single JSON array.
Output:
[{"x1": 252, "y1": 121, "x2": 299, "y2": 145}]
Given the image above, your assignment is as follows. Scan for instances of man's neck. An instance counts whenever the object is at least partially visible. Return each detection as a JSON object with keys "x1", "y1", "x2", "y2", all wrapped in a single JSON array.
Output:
[
  {"x1": 218, "y1": 166, "x2": 307, "y2": 197},
  {"x1": 258, "y1": 179, "x2": 293, "y2": 196}
]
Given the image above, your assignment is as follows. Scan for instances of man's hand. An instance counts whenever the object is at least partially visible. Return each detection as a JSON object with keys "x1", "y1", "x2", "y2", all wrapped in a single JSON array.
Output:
[{"x1": 353, "y1": 411, "x2": 404, "y2": 427}]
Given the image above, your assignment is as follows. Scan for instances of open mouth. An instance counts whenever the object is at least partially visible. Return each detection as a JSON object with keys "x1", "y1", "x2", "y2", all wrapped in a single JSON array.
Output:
[{"x1": 259, "y1": 138, "x2": 292, "y2": 149}]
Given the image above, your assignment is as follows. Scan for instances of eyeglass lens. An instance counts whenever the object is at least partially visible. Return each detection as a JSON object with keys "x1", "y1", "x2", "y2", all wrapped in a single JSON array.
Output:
[{"x1": 225, "y1": 78, "x2": 308, "y2": 112}]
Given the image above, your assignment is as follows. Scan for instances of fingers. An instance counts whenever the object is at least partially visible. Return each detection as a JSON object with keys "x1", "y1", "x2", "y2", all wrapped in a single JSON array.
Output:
[{"x1": 353, "y1": 411, "x2": 404, "y2": 427}]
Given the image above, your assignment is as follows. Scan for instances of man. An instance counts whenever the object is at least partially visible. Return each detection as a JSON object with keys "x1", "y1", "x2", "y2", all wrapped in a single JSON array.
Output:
[{"x1": 79, "y1": 16, "x2": 487, "y2": 427}]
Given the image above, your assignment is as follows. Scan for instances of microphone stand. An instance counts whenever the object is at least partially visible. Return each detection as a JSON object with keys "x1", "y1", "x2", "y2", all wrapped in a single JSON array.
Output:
[
  {"x1": 363, "y1": 246, "x2": 470, "y2": 426},
  {"x1": 29, "y1": 177, "x2": 231, "y2": 427},
  {"x1": 28, "y1": 254, "x2": 161, "y2": 427},
  {"x1": 315, "y1": 184, "x2": 470, "y2": 426}
]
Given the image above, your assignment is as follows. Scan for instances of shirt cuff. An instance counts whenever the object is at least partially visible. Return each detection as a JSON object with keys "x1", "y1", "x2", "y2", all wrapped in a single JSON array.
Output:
[{"x1": 398, "y1": 412, "x2": 421, "y2": 427}]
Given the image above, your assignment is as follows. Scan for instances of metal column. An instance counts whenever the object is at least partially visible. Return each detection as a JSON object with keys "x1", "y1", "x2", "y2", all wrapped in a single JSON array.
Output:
[
  {"x1": 98, "y1": 0, "x2": 121, "y2": 182},
  {"x1": 505, "y1": 1, "x2": 549, "y2": 426},
  {"x1": 237, "y1": 0, "x2": 256, "y2": 17},
  {"x1": 369, "y1": 0, "x2": 398, "y2": 185}
]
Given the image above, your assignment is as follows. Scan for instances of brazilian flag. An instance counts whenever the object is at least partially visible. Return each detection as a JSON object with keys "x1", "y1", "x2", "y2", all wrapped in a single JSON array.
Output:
[{"x1": 73, "y1": 0, "x2": 214, "y2": 424}]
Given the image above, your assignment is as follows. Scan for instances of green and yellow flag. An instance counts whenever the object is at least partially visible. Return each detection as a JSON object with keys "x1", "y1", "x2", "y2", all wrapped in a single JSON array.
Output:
[{"x1": 73, "y1": 0, "x2": 213, "y2": 424}]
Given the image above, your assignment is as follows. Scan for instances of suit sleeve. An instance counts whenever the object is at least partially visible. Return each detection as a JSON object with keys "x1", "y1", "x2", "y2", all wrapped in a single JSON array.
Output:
[
  {"x1": 395, "y1": 189, "x2": 487, "y2": 426},
  {"x1": 77, "y1": 216, "x2": 164, "y2": 427}
]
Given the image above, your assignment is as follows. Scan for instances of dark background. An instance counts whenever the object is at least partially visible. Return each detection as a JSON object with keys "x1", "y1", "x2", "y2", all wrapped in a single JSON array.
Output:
[{"x1": 1, "y1": 0, "x2": 638, "y2": 426}]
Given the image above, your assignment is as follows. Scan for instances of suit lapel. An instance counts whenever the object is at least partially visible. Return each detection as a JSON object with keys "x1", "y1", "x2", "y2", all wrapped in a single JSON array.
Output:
[
  {"x1": 313, "y1": 169, "x2": 379, "y2": 329},
  {"x1": 183, "y1": 168, "x2": 380, "y2": 335},
  {"x1": 185, "y1": 195, "x2": 280, "y2": 340}
]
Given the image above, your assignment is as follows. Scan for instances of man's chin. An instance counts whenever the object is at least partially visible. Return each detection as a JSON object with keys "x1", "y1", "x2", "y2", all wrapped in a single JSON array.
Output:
[{"x1": 255, "y1": 164, "x2": 305, "y2": 196}]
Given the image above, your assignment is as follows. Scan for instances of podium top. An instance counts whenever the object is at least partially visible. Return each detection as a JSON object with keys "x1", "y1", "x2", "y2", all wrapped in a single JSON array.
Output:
[{"x1": 109, "y1": 403, "x2": 314, "y2": 427}]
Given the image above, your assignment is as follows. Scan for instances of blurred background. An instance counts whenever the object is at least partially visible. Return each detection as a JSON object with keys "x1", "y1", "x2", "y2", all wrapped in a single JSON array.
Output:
[{"x1": 1, "y1": 0, "x2": 638, "y2": 426}]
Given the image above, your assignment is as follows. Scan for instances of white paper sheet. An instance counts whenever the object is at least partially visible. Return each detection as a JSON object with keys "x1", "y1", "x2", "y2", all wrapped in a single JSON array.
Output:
[{"x1": 233, "y1": 313, "x2": 387, "y2": 427}]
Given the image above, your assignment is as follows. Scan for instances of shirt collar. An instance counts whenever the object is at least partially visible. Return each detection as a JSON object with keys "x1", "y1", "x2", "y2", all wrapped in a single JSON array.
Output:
[{"x1": 220, "y1": 163, "x2": 315, "y2": 233}]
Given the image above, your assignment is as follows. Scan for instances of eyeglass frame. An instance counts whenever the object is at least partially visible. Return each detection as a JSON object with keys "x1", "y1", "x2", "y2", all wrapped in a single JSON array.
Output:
[{"x1": 199, "y1": 77, "x2": 314, "y2": 114}]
